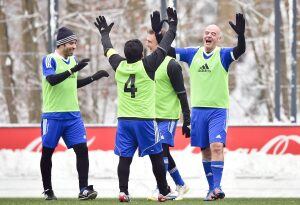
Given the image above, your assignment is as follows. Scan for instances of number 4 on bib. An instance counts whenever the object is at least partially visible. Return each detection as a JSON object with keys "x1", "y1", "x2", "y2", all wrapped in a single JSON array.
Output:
[{"x1": 124, "y1": 74, "x2": 137, "y2": 98}]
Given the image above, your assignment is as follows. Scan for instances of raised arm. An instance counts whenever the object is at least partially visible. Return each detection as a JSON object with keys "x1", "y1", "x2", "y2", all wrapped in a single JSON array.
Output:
[
  {"x1": 143, "y1": 7, "x2": 178, "y2": 72},
  {"x1": 94, "y1": 16, "x2": 114, "y2": 55},
  {"x1": 150, "y1": 11, "x2": 176, "y2": 58},
  {"x1": 229, "y1": 13, "x2": 246, "y2": 60},
  {"x1": 155, "y1": 7, "x2": 177, "y2": 56},
  {"x1": 94, "y1": 16, "x2": 125, "y2": 71},
  {"x1": 150, "y1": 11, "x2": 167, "y2": 46}
]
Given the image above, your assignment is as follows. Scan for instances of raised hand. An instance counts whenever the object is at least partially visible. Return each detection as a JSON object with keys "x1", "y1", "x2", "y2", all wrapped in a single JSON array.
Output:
[
  {"x1": 150, "y1": 10, "x2": 167, "y2": 33},
  {"x1": 71, "y1": 58, "x2": 89, "y2": 73},
  {"x1": 229, "y1": 13, "x2": 245, "y2": 36},
  {"x1": 94, "y1": 15, "x2": 114, "y2": 35},
  {"x1": 166, "y1": 7, "x2": 177, "y2": 26}
]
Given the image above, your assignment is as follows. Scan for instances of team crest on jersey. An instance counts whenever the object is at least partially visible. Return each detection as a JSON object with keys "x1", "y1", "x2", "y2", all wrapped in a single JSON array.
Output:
[
  {"x1": 45, "y1": 56, "x2": 53, "y2": 69},
  {"x1": 198, "y1": 63, "x2": 211, "y2": 72}
]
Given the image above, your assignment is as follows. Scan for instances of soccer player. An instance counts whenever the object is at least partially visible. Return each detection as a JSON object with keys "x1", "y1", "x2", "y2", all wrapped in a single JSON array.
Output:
[
  {"x1": 146, "y1": 11, "x2": 190, "y2": 200},
  {"x1": 94, "y1": 7, "x2": 178, "y2": 202},
  {"x1": 175, "y1": 13, "x2": 246, "y2": 201},
  {"x1": 40, "y1": 27, "x2": 109, "y2": 200}
]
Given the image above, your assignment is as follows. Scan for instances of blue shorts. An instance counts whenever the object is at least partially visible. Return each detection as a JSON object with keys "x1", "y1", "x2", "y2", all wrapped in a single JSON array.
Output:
[
  {"x1": 41, "y1": 117, "x2": 87, "y2": 149},
  {"x1": 157, "y1": 120, "x2": 177, "y2": 147},
  {"x1": 190, "y1": 108, "x2": 228, "y2": 148},
  {"x1": 114, "y1": 119, "x2": 162, "y2": 157}
]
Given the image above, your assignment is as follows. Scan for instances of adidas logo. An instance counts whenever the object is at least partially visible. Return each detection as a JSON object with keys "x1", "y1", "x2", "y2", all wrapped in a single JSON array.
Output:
[
  {"x1": 206, "y1": 172, "x2": 213, "y2": 177},
  {"x1": 198, "y1": 63, "x2": 211, "y2": 72},
  {"x1": 215, "y1": 135, "x2": 222, "y2": 139},
  {"x1": 83, "y1": 190, "x2": 89, "y2": 196}
]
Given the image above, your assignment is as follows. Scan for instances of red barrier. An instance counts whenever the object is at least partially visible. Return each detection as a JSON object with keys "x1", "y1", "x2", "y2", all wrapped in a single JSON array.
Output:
[{"x1": 0, "y1": 125, "x2": 300, "y2": 155}]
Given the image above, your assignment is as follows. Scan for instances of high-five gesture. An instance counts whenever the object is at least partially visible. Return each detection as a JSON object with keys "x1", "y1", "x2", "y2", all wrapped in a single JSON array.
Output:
[
  {"x1": 150, "y1": 11, "x2": 167, "y2": 33},
  {"x1": 94, "y1": 16, "x2": 114, "y2": 36},
  {"x1": 229, "y1": 13, "x2": 245, "y2": 36},
  {"x1": 91, "y1": 70, "x2": 109, "y2": 81},
  {"x1": 71, "y1": 58, "x2": 89, "y2": 73},
  {"x1": 166, "y1": 7, "x2": 177, "y2": 26}
]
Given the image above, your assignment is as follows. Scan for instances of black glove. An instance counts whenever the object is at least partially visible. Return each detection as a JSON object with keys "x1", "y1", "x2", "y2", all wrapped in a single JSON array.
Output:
[
  {"x1": 94, "y1": 15, "x2": 114, "y2": 36},
  {"x1": 91, "y1": 70, "x2": 109, "y2": 81},
  {"x1": 70, "y1": 58, "x2": 89, "y2": 73},
  {"x1": 150, "y1": 10, "x2": 167, "y2": 33},
  {"x1": 166, "y1": 7, "x2": 177, "y2": 26},
  {"x1": 229, "y1": 13, "x2": 245, "y2": 36},
  {"x1": 182, "y1": 113, "x2": 191, "y2": 138}
]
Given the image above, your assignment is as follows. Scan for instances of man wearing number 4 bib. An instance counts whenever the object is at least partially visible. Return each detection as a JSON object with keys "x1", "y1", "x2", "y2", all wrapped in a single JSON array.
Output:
[{"x1": 94, "y1": 7, "x2": 178, "y2": 202}]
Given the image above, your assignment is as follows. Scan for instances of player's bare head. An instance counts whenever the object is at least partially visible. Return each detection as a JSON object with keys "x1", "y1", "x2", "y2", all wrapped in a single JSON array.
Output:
[
  {"x1": 124, "y1": 39, "x2": 144, "y2": 63},
  {"x1": 146, "y1": 30, "x2": 158, "y2": 52},
  {"x1": 203, "y1": 24, "x2": 221, "y2": 53}
]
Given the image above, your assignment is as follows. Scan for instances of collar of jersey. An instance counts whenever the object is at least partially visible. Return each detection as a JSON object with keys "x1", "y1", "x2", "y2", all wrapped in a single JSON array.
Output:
[
  {"x1": 202, "y1": 48, "x2": 216, "y2": 60},
  {"x1": 54, "y1": 50, "x2": 71, "y2": 64}
]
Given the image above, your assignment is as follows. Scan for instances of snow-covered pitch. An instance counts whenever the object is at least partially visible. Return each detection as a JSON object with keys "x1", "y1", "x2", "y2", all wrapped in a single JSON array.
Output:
[{"x1": 0, "y1": 148, "x2": 299, "y2": 198}]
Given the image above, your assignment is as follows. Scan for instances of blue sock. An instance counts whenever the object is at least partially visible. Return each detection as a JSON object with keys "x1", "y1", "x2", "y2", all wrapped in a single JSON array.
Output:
[
  {"x1": 202, "y1": 161, "x2": 214, "y2": 191},
  {"x1": 163, "y1": 157, "x2": 169, "y2": 172},
  {"x1": 211, "y1": 161, "x2": 224, "y2": 189},
  {"x1": 169, "y1": 167, "x2": 184, "y2": 186}
]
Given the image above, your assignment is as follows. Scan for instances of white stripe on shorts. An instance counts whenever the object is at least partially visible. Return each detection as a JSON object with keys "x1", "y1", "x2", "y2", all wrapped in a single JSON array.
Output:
[{"x1": 42, "y1": 119, "x2": 48, "y2": 136}]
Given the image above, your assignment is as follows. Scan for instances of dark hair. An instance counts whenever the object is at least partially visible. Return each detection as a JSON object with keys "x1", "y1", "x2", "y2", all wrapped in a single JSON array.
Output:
[{"x1": 124, "y1": 39, "x2": 143, "y2": 63}]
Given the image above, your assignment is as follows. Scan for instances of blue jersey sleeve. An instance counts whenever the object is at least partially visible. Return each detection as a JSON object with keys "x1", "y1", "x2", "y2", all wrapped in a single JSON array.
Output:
[
  {"x1": 175, "y1": 47, "x2": 199, "y2": 66},
  {"x1": 73, "y1": 55, "x2": 78, "y2": 63},
  {"x1": 220, "y1": 47, "x2": 235, "y2": 72},
  {"x1": 42, "y1": 55, "x2": 56, "y2": 77}
]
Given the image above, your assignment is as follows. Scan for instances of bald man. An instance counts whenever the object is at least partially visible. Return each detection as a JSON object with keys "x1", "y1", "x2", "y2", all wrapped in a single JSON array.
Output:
[{"x1": 175, "y1": 14, "x2": 246, "y2": 201}]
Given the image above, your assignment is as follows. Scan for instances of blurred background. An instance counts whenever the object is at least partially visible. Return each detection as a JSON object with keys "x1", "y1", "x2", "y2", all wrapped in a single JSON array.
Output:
[{"x1": 0, "y1": 0, "x2": 299, "y2": 125}]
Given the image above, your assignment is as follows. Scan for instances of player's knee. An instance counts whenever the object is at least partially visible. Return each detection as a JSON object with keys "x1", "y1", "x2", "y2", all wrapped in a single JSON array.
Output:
[
  {"x1": 149, "y1": 152, "x2": 161, "y2": 159},
  {"x1": 162, "y1": 144, "x2": 169, "y2": 157},
  {"x1": 73, "y1": 143, "x2": 88, "y2": 158},
  {"x1": 201, "y1": 147, "x2": 211, "y2": 160},
  {"x1": 149, "y1": 152, "x2": 164, "y2": 165},
  {"x1": 119, "y1": 156, "x2": 133, "y2": 166},
  {"x1": 118, "y1": 157, "x2": 132, "y2": 174},
  {"x1": 210, "y1": 143, "x2": 223, "y2": 156},
  {"x1": 41, "y1": 146, "x2": 55, "y2": 160}
]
